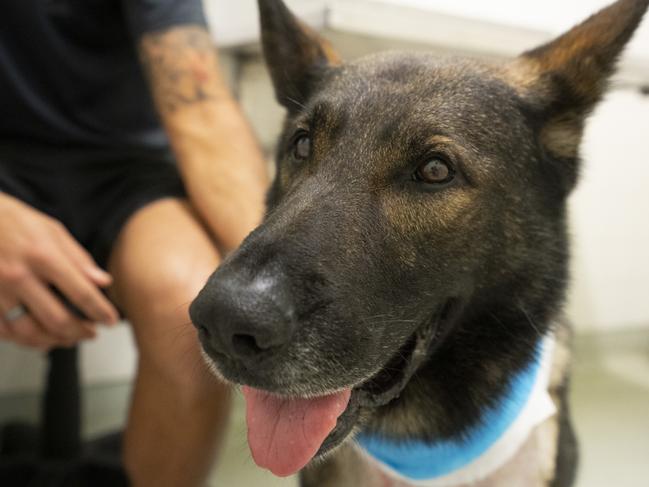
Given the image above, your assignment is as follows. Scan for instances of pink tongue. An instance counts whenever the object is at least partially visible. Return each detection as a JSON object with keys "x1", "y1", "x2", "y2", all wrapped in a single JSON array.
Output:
[{"x1": 242, "y1": 386, "x2": 352, "y2": 477}]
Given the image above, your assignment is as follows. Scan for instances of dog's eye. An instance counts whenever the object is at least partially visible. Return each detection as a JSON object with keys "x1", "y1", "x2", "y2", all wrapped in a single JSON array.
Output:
[
  {"x1": 292, "y1": 133, "x2": 312, "y2": 161},
  {"x1": 413, "y1": 158, "x2": 455, "y2": 185}
]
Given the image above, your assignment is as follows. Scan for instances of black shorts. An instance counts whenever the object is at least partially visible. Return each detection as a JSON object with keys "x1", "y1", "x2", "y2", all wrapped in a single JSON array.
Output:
[{"x1": 0, "y1": 144, "x2": 186, "y2": 269}]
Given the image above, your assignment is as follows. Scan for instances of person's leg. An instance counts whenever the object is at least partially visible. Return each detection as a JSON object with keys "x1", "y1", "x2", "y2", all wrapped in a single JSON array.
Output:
[{"x1": 108, "y1": 198, "x2": 230, "y2": 487}]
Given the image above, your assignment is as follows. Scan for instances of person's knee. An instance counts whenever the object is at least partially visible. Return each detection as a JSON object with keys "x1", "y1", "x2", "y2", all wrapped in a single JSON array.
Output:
[
  {"x1": 125, "y1": 263, "x2": 220, "y2": 390},
  {"x1": 108, "y1": 199, "x2": 220, "y2": 332},
  {"x1": 137, "y1": 266, "x2": 205, "y2": 328},
  {"x1": 105, "y1": 198, "x2": 224, "y2": 397}
]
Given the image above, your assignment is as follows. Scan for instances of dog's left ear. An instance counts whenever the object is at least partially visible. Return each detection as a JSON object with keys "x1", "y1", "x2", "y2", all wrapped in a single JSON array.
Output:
[
  {"x1": 258, "y1": 0, "x2": 341, "y2": 111},
  {"x1": 506, "y1": 0, "x2": 648, "y2": 191}
]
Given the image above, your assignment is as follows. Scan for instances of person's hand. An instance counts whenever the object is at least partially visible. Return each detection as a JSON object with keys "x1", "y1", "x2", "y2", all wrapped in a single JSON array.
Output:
[{"x1": 0, "y1": 193, "x2": 119, "y2": 350}]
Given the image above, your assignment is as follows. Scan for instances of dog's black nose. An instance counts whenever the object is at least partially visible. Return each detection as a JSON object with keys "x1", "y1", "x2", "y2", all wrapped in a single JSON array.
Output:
[{"x1": 190, "y1": 271, "x2": 297, "y2": 362}]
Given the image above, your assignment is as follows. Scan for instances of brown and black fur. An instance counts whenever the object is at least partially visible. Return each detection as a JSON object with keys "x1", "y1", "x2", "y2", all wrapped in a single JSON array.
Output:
[{"x1": 190, "y1": 1, "x2": 648, "y2": 486}]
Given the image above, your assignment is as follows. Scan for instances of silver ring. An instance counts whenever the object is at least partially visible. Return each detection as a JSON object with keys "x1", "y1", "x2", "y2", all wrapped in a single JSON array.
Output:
[{"x1": 3, "y1": 305, "x2": 28, "y2": 323}]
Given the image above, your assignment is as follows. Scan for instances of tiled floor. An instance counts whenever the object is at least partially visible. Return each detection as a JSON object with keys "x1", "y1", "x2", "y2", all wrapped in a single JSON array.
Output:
[{"x1": 1, "y1": 331, "x2": 648, "y2": 487}]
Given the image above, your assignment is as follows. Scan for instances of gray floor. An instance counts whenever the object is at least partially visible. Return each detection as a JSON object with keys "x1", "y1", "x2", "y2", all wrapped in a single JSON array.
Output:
[{"x1": 1, "y1": 330, "x2": 648, "y2": 487}]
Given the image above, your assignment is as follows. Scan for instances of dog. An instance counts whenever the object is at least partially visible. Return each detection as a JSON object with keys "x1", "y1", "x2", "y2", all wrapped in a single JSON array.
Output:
[{"x1": 190, "y1": 0, "x2": 648, "y2": 485}]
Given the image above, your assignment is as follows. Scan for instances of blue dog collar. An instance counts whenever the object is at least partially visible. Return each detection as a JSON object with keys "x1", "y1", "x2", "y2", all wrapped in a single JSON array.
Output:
[{"x1": 355, "y1": 335, "x2": 556, "y2": 486}]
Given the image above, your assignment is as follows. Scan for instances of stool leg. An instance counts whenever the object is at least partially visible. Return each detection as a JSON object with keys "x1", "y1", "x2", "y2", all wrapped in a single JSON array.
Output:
[{"x1": 41, "y1": 347, "x2": 81, "y2": 460}]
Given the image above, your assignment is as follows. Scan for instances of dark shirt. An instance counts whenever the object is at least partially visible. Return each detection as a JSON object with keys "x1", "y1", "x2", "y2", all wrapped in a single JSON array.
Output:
[{"x1": 0, "y1": 0, "x2": 207, "y2": 150}]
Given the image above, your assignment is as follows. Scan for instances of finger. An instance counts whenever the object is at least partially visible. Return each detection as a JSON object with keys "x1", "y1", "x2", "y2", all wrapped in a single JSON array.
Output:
[
  {"x1": 4, "y1": 314, "x2": 60, "y2": 350},
  {"x1": 80, "y1": 321, "x2": 98, "y2": 337},
  {"x1": 0, "y1": 293, "x2": 61, "y2": 349},
  {"x1": 54, "y1": 226, "x2": 113, "y2": 287},
  {"x1": 17, "y1": 277, "x2": 96, "y2": 341},
  {"x1": 34, "y1": 252, "x2": 119, "y2": 325}
]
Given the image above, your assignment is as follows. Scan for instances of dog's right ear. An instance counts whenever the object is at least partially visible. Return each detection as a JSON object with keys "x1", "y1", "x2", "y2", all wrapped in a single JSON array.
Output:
[{"x1": 258, "y1": 0, "x2": 341, "y2": 111}]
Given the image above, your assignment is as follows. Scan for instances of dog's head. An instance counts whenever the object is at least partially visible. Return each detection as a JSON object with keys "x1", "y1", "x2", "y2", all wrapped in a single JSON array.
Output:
[{"x1": 190, "y1": 0, "x2": 647, "y2": 477}]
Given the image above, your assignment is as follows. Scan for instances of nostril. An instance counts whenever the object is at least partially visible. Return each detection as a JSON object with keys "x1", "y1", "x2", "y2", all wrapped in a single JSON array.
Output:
[{"x1": 231, "y1": 333, "x2": 264, "y2": 357}]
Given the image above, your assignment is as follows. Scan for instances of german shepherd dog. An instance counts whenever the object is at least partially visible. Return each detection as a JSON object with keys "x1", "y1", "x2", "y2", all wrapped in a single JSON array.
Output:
[{"x1": 190, "y1": 1, "x2": 648, "y2": 485}]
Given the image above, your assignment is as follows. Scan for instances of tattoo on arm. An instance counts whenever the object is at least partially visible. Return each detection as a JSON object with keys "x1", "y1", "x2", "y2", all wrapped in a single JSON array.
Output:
[{"x1": 139, "y1": 25, "x2": 223, "y2": 115}]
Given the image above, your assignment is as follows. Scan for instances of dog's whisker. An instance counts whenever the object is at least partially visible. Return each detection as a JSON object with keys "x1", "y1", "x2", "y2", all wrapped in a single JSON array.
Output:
[
  {"x1": 171, "y1": 299, "x2": 193, "y2": 314},
  {"x1": 517, "y1": 304, "x2": 543, "y2": 339},
  {"x1": 168, "y1": 321, "x2": 198, "y2": 343}
]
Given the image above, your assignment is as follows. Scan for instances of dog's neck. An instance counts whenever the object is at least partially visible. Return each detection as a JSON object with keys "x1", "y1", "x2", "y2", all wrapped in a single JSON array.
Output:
[{"x1": 355, "y1": 334, "x2": 556, "y2": 486}]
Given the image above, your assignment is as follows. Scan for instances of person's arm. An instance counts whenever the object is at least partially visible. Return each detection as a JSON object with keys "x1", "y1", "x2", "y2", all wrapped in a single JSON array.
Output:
[{"x1": 138, "y1": 25, "x2": 269, "y2": 252}]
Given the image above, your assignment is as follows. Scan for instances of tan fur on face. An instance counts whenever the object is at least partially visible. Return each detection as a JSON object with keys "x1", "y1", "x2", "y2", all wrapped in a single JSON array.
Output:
[
  {"x1": 379, "y1": 135, "x2": 476, "y2": 237},
  {"x1": 380, "y1": 189, "x2": 474, "y2": 238}
]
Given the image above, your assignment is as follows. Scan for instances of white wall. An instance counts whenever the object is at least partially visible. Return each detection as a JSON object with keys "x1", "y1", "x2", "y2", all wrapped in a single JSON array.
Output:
[
  {"x1": 378, "y1": 0, "x2": 649, "y2": 61},
  {"x1": 567, "y1": 90, "x2": 649, "y2": 331},
  {"x1": 205, "y1": 0, "x2": 649, "y2": 61},
  {"x1": 204, "y1": 0, "x2": 327, "y2": 46}
]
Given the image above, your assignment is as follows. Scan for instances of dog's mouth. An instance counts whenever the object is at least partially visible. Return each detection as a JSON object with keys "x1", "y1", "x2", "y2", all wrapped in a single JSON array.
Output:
[{"x1": 240, "y1": 299, "x2": 460, "y2": 477}]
